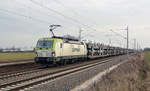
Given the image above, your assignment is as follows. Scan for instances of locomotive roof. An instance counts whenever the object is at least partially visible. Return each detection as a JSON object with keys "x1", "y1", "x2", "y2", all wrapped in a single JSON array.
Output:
[
  {"x1": 39, "y1": 36, "x2": 79, "y2": 41},
  {"x1": 52, "y1": 36, "x2": 79, "y2": 41}
]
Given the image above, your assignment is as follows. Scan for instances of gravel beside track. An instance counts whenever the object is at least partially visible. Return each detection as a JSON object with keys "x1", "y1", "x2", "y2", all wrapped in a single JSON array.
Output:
[
  {"x1": 0, "y1": 57, "x2": 111, "y2": 83},
  {"x1": 0, "y1": 62, "x2": 40, "y2": 76},
  {"x1": 0, "y1": 57, "x2": 113, "y2": 87},
  {"x1": 0, "y1": 60, "x2": 34, "y2": 69},
  {"x1": 28, "y1": 55, "x2": 130, "y2": 91},
  {"x1": 0, "y1": 55, "x2": 132, "y2": 91}
]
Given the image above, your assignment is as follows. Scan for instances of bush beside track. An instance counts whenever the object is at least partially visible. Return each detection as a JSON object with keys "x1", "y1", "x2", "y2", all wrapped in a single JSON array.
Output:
[
  {"x1": 0, "y1": 52, "x2": 35, "y2": 63},
  {"x1": 88, "y1": 53, "x2": 150, "y2": 91}
]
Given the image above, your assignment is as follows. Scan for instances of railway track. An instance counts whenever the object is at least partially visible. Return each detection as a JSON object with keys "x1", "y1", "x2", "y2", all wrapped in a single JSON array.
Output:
[
  {"x1": 0, "y1": 63, "x2": 40, "y2": 76},
  {"x1": 0, "y1": 54, "x2": 130, "y2": 91},
  {"x1": 0, "y1": 56, "x2": 122, "y2": 91},
  {"x1": 0, "y1": 68, "x2": 42, "y2": 79},
  {"x1": 0, "y1": 56, "x2": 113, "y2": 80}
]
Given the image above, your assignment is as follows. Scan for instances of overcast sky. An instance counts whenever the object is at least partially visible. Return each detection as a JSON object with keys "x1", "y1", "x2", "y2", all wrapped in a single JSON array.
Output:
[{"x1": 0, "y1": 0, "x2": 150, "y2": 49}]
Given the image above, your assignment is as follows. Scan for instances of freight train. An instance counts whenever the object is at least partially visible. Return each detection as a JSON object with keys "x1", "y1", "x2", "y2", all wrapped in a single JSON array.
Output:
[{"x1": 34, "y1": 36, "x2": 129, "y2": 66}]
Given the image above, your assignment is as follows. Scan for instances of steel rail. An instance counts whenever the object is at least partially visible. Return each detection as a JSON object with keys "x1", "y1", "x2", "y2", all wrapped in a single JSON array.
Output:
[
  {"x1": 0, "y1": 57, "x2": 116, "y2": 91},
  {"x1": 0, "y1": 56, "x2": 115, "y2": 80}
]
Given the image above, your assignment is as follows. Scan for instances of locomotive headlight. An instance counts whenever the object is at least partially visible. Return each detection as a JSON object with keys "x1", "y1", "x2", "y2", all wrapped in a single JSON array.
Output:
[{"x1": 52, "y1": 52, "x2": 55, "y2": 57}]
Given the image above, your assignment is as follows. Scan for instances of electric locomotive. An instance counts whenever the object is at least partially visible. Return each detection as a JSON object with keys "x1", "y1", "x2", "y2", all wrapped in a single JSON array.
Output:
[{"x1": 34, "y1": 36, "x2": 87, "y2": 65}]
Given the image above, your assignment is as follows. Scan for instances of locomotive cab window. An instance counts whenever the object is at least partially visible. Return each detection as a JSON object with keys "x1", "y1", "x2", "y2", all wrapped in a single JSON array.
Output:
[{"x1": 37, "y1": 40, "x2": 53, "y2": 48}]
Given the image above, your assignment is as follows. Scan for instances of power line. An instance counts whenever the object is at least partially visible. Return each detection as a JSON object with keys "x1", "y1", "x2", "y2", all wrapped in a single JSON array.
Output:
[
  {"x1": 14, "y1": 0, "x2": 85, "y2": 32},
  {"x1": 52, "y1": 0, "x2": 98, "y2": 27},
  {"x1": 52, "y1": 0, "x2": 79, "y2": 15},
  {"x1": 30, "y1": 0, "x2": 97, "y2": 31},
  {"x1": 0, "y1": 8, "x2": 52, "y2": 24},
  {"x1": 110, "y1": 29, "x2": 127, "y2": 39},
  {"x1": 14, "y1": 0, "x2": 71, "y2": 24},
  {"x1": 52, "y1": 0, "x2": 100, "y2": 35},
  {"x1": 1, "y1": 0, "x2": 105, "y2": 40},
  {"x1": 15, "y1": 0, "x2": 101, "y2": 37}
]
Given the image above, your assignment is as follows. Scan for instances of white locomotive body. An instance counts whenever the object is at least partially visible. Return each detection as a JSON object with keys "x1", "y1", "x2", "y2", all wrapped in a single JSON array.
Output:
[{"x1": 34, "y1": 37, "x2": 87, "y2": 65}]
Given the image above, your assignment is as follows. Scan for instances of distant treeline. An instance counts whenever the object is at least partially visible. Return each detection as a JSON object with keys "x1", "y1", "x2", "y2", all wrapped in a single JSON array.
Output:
[
  {"x1": 0, "y1": 48, "x2": 34, "y2": 53},
  {"x1": 0, "y1": 47, "x2": 34, "y2": 53},
  {"x1": 144, "y1": 48, "x2": 150, "y2": 51},
  {"x1": 0, "y1": 51, "x2": 34, "y2": 53}
]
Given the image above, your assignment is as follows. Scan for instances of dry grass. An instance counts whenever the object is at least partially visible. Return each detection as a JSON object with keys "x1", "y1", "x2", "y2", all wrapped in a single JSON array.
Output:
[
  {"x1": 89, "y1": 53, "x2": 149, "y2": 91},
  {"x1": 0, "y1": 52, "x2": 35, "y2": 62}
]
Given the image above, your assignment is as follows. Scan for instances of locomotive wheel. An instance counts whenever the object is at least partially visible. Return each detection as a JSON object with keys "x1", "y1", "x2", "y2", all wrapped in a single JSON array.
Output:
[
  {"x1": 62, "y1": 60, "x2": 66, "y2": 65},
  {"x1": 56, "y1": 60, "x2": 66, "y2": 66}
]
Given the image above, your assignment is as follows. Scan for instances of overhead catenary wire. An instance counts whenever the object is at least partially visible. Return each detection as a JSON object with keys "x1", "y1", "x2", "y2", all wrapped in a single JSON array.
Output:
[
  {"x1": 52, "y1": 0, "x2": 79, "y2": 16},
  {"x1": 0, "y1": 5, "x2": 77, "y2": 36},
  {"x1": 13, "y1": 0, "x2": 79, "y2": 31},
  {"x1": 0, "y1": 8, "x2": 52, "y2": 24},
  {"x1": 14, "y1": 0, "x2": 63, "y2": 21},
  {"x1": 14, "y1": 0, "x2": 104, "y2": 38},
  {"x1": 110, "y1": 29, "x2": 127, "y2": 39},
  {"x1": 51, "y1": 0, "x2": 102, "y2": 37},
  {"x1": 52, "y1": 0, "x2": 98, "y2": 27},
  {"x1": 30, "y1": 0, "x2": 97, "y2": 31},
  {"x1": 1, "y1": 0, "x2": 107, "y2": 40},
  {"x1": 0, "y1": 4, "x2": 86, "y2": 38},
  {"x1": 14, "y1": 0, "x2": 81, "y2": 28}
]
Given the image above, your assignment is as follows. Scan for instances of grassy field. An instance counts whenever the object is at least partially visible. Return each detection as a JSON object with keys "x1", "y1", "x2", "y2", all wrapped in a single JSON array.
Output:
[
  {"x1": 0, "y1": 52, "x2": 35, "y2": 62},
  {"x1": 146, "y1": 52, "x2": 150, "y2": 62}
]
